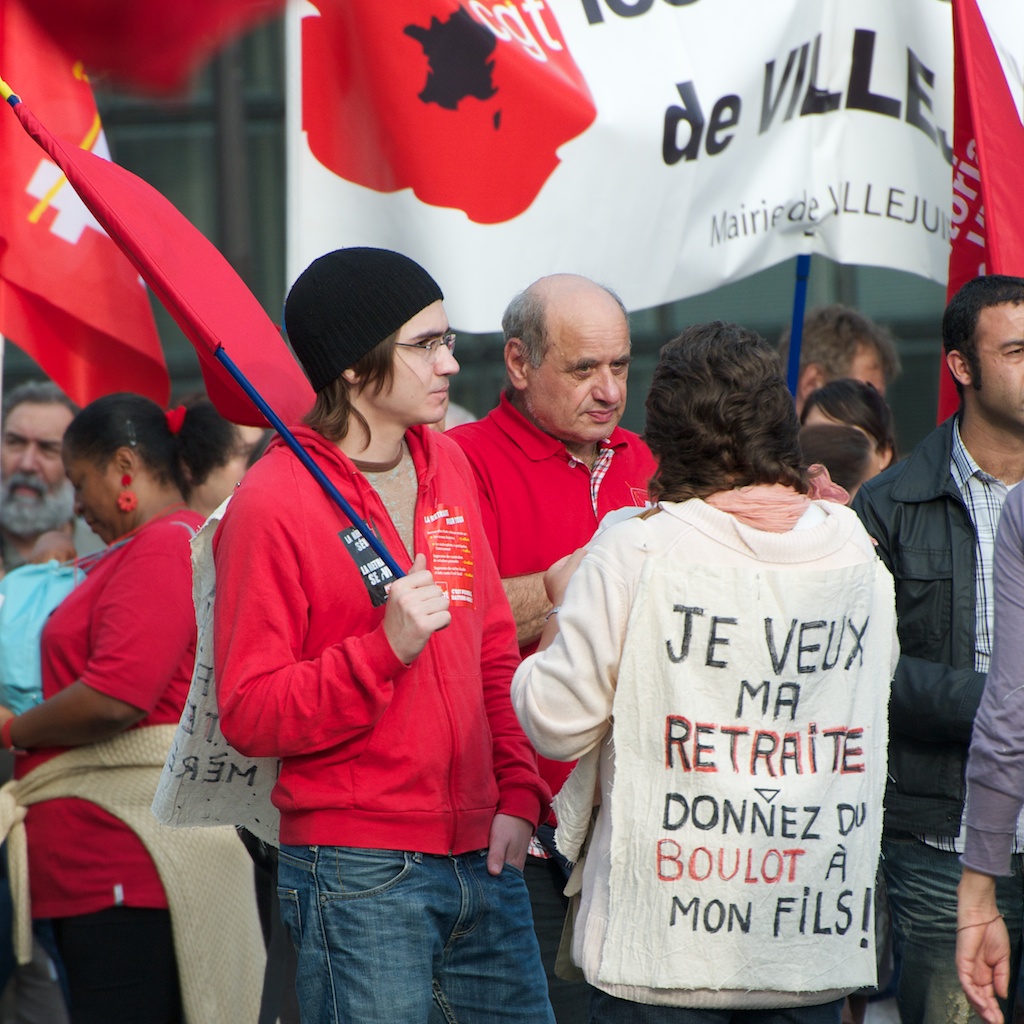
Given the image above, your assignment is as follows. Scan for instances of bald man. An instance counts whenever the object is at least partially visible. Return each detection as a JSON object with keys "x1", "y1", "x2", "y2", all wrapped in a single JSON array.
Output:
[{"x1": 449, "y1": 275, "x2": 657, "y2": 1023}]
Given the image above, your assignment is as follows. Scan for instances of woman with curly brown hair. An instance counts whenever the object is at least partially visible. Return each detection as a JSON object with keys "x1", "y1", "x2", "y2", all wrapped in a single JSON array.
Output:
[{"x1": 513, "y1": 322, "x2": 899, "y2": 1024}]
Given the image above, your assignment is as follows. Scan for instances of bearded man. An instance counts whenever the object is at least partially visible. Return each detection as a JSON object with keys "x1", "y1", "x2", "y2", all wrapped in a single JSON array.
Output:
[{"x1": 1, "y1": 381, "x2": 78, "y2": 573}]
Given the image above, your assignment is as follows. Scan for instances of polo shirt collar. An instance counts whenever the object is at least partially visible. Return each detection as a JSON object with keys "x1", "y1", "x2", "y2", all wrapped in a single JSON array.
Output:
[{"x1": 491, "y1": 392, "x2": 629, "y2": 463}]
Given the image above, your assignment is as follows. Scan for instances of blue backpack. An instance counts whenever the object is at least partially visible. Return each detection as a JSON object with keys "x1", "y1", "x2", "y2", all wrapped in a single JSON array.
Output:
[{"x1": 0, "y1": 560, "x2": 85, "y2": 714}]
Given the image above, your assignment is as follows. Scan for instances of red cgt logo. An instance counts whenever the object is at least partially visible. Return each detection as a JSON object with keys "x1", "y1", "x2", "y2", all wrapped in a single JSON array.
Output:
[{"x1": 302, "y1": 1, "x2": 597, "y2": 224}]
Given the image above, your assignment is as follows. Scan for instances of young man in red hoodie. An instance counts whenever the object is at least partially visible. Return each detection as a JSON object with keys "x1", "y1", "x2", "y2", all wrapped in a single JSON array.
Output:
[{"x1": 212, "y1": 248, "x2": 554, "y2": 1024}]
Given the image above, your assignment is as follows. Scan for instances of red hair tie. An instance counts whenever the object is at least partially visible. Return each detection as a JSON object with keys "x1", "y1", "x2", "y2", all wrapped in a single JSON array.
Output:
[{"x1": 165, "y1": 405, "x2": 187, "y2": 435}]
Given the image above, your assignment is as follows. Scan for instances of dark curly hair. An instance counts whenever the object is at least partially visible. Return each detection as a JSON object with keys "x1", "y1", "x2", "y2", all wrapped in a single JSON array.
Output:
[{"x1": 645, "y1": 322, "x2": 808, "y2": 502}]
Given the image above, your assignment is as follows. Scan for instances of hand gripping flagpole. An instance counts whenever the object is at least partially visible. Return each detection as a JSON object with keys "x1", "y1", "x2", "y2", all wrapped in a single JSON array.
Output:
[
  {"x1": 0, "y1": 76, "x2": 404, "y2": 580},
  {"x1": 213, "y1": 347, "x2": 405, "y2": 579}
]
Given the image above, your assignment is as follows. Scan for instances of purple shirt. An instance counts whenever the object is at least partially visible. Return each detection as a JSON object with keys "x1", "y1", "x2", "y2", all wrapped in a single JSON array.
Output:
[{"x1": 963, "y1": 482, "x2": 1024, "y2": 875}]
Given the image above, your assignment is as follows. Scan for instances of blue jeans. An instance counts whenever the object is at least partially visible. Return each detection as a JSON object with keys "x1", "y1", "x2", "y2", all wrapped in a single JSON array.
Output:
[
  {"x1": 277, "y1": 844, "x2": 555, "y2": 1024},
  {"x1": 882, "y1": 834, "x2": 1024, "y2": 1024},
  {"x1": 589, "y1": 991, "x2": 843, "y2": 1024}
]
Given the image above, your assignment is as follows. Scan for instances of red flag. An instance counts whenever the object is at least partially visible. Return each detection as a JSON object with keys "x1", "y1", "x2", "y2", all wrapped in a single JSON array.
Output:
[
  {"x1": 18, "y1": 0, "x2": 283, "y2": 94},
  {"x1": 0, "y1": 0, "x2": 169, "y2": 407},
  {"x1": 0, "y1": 75, "x2": 313, "y2": 427},
  {"x1": 939, "y1": 0, "x2": 1024, "y2": 422},
  {"x1": 301, "y1": 1, "x2": 596, "y2": 225}
]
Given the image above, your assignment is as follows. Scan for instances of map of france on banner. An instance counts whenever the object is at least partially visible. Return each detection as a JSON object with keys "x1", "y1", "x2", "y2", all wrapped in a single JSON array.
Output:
[
  {"x1": 0, "y1": 0, "x2": 168, "y2": 407},
  {"x1": 287, "y1": 0, "x2": 957, "y2": 331}
]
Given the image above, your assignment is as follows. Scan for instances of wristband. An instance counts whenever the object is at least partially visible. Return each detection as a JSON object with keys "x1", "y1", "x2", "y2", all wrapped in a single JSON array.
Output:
[
  {"x1": 956, "y1": 914, "x2": 1002, "y2": 933},
  {"x1": 1, "y1": 717, "x2": 22, "y2": 753}
]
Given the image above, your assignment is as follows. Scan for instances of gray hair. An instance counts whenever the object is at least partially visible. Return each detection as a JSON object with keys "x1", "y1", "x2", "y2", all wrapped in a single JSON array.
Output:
[
  {"x1": 502, "y1": 278, "x2": 630, "y2": 369},
  {"x1": 2, "y1": 380, "x2": 78, "y2": 428},
  {"x1": 502, "y1": 286, "x2": 549, "y2": 368}
]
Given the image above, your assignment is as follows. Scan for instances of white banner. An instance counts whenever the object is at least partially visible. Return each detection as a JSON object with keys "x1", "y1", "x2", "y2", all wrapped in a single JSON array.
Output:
[
  {"x1": 153, "y1": 501, "x2": 281, "y2": 846},
  {"x1": 287, "y1": 0, "x2": 959, "y2": 331},
  {"x1": 601, "y1": 560, "x2": 895, "y2": 992}
]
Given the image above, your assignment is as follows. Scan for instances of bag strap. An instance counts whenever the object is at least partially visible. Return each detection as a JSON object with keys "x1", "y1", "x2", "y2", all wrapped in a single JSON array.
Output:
[
  {"x1": 70, "y1": 515, "x2": 197, "y2": 576},
  {"x1": 71, "y1": 534, "x2": 135, "y2": 576}
]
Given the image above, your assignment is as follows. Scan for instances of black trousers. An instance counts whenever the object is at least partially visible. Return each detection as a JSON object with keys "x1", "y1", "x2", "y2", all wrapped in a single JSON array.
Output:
[
  {"x1": 525, "y1": 837, "x2": 594, "y2": 1024},
  {"x1": 52, "y1": 907, "x2": 181, "y2": 1024}
]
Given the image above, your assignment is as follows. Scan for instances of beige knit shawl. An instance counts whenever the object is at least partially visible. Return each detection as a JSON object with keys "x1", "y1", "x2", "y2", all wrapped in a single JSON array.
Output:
[{"x1": 0, "y1": 725, "x2": 265, "y2": 1024}]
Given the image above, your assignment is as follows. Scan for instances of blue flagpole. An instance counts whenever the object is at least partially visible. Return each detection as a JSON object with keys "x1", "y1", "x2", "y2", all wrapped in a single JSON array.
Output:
[
  {"x1": 786, "y1": 253, "x2": 812, "y2": 397},
  {"x1": 214, "y1": 346, "x2": 405, "y2": 580}
]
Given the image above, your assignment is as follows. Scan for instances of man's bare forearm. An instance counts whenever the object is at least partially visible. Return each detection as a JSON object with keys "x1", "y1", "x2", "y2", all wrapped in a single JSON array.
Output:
[{"x1": 502, "y1": 572, "x2": 550, "y2": 648}]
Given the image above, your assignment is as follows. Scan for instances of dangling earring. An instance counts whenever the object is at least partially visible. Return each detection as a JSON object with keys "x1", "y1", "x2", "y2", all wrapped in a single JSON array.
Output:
[{"x1": 118, "y1": 473, "x2": 138, "y2": 512}]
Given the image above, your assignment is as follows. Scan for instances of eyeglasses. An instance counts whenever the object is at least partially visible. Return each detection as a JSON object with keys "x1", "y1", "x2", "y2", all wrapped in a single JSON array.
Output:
[{"x1": 395, "y1": 332, "x2": 457, "y2": 359}]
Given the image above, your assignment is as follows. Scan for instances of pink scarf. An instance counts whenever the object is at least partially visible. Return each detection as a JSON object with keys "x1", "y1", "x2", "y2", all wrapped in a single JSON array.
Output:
[{"x1": 703, "y1": 465, "x2": 848, "y2": 533}]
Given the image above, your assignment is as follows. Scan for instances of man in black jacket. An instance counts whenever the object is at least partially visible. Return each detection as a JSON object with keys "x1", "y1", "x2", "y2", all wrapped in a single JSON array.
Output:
[{"x1": 853, "y1": 275, "x2": 1024, "y2": 1024}]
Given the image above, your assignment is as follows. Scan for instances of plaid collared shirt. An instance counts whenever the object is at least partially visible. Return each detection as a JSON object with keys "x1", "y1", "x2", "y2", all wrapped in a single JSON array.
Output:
[
  {"x1": 919, "y1": 418, "x2": 1019, "y2": 853},
  {"x1": 567, "y1": 444, "x2": 616, "y2": 516},
  {"x1": 950, "y1": 418, "x2": 1009, "y2": 676}
]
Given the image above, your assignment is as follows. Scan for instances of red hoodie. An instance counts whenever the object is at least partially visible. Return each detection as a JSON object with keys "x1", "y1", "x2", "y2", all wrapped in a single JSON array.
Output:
[{"x1": 213, "y1": 424, "x2": 549, "y2": 852}]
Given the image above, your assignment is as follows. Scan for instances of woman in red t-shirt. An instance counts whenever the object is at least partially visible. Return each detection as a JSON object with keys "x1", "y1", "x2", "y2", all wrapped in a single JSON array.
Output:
[{"x1": 0, "y1": 393, "x2": 258, "y2": 1024}]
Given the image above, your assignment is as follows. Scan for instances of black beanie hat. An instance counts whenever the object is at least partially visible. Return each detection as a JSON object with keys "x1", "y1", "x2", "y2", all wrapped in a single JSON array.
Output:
[{"x1": 284, "y1": 247, "x2": 444, "y2": 392}]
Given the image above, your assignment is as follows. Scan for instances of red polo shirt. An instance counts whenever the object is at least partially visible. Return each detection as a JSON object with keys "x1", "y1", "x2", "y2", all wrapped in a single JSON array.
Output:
[
  {"x1": 20, "y1": 511, "x2": 203, "y2": 918},
  {"x1": 449, "y1": 395, "x2": 657, "y2": 800}
]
